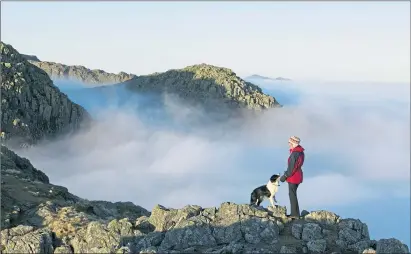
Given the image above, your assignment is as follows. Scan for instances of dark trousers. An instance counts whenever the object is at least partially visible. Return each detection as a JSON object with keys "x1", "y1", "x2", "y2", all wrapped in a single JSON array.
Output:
[{"x1": 288, "y1": 183, "x2": 300, "y2": 216}]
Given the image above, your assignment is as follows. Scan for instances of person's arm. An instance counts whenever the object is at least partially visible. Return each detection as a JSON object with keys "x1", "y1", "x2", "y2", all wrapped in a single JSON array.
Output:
[
  {"x1": 281, "y1": 152, "x2": 297, "y2": 181},
  {"x1": 285, "y1": 152, "x2": 298, "y2": 177}
]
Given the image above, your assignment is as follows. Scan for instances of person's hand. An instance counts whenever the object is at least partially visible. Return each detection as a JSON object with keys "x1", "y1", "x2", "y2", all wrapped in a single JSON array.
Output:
[{"x1": 280, "y1": 175, "x2": 287, "y2": 182}]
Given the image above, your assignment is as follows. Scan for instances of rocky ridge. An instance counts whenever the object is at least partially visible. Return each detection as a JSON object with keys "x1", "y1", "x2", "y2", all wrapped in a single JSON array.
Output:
[
  {"x1": 26, "y1": 55, "x2": 280, "y2": 110},
  {"x1": 0, "y1": 42, "x2": 90, "y2": 147},
  {"x1": 1, "y1": 146, "x2": 409, "y2": 254},
  {"x1": 27, "y1": 59, "x2": 136, "y2": 86},
  {"x1": 122, "y1": 64, "x2": 280, "y2": 110}
]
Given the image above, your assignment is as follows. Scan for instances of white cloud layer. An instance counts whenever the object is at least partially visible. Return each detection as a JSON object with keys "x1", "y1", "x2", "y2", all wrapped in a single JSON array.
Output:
[{"x1": 16, "y1": 79, "x2": 410, "y2": 213}]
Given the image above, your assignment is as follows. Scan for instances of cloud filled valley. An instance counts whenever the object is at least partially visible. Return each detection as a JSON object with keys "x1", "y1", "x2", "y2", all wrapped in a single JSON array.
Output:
[{"x1": 14, "y1": 77, "x2": 410, "y2": 245}]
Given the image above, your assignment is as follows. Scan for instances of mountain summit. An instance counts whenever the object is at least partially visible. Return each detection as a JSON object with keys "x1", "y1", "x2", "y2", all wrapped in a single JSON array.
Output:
[{"x1": 121, "y1": 63, "x2": 280, "y2": 110}]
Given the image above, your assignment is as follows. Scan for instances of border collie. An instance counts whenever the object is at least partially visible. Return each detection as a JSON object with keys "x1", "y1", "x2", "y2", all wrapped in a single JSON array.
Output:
[{"x1": 250, "y1": 174, "x2": 281, "y2": 208}]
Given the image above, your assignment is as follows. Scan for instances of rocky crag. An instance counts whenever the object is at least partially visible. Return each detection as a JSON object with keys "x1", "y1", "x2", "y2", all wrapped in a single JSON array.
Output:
[
  {"x1": 26, "y1": 59, "x2": 136, "y2": 86},
  {"x1": 1, "y1": 146, "x2": 409, "y2": 254},
  {"x1": 26, "y1": 55, "x2": 280, "y2": 110},
  {"x1": 0, "y1": 42, "x2": 90, "y2": 147},
  {"x1": 121, "y1": 64, "x2": 280, "y2": 111}
]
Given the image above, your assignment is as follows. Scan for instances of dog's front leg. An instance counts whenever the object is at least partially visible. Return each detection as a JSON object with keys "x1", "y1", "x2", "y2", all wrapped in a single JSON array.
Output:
[
  {"x1": 274, "y1": 195, "x2": 278, "y2": 204},
  {"x1": 269, "y1": 196, "x2": 275, "y2": 208}
]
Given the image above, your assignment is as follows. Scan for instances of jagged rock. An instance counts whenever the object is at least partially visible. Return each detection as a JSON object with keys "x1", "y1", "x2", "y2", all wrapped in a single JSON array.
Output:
[
  {"x1": 338, "y1": 218, "x2": 370, "y2": 247},
  {"x1": 159, "y1": 216, "x2": 216, "y2": 250},
  {"x1": 301, "y1": 223, "x2": 323, "y2": 241},
  {"x1": 268, "y1": 205, "x2": 287, "y2": 218},
  {"x1": 304, "y1": 210, "x2": 340, "y2": 225},
  {"x1": 363, "y1": 248, "x2": 376, "y2": 253},
  {"x1": 376, "y1": 238, "x2": 409, "y2": 253},
  {"x1": 28, "y1": 60, "x2": 136, "y2": 85},
  {"x1": 139, "y1": 246, "x2": 158, "y2": 253},
  {"x1": 241, "y1": 216, "x2": 279, "y2": 244},
  {"x1": 1, "y1": 148, "x2": 409, "y2": 254},
  {"x1": 302, "y1": 246, "x2": 309, "y2": 253},
  {"x1": 280, "y1": 245, "x2": 297, "y2": 253},
  {"x1": 307, "y1": 239, "x2": 327, "y2": 253},
  {"x1": 1, "y1": 145, "x2": 149, "y2": 231},
  {"x1": 1, "y1": 145, "x2": 49, "y2": 183},
  {"x1": 1, "y1": 146, "x2": 81, "y2": 229},
  {"x1": 339, "y1": 218, "x2": 370, "y2": 239},
  {"x1": 0, "y1": 42, "x2": 90, "y2": 147},
  {"x1": 74, "y1": 200, "x2": 149, "y2": 222},
  {"x1": 348, "y1": 240, "x2": 377, "y2": 253},
  {"x1": 0, "y1": 225, "x2": 54, "y2": 253},
  {"x1": 292, "y1": 223, "x2": 303, "y2": 239},
  {"x1": 53, "y1": 245, "x2": 73, "y2": 254},
  {"x1": 134, "y1": 231, "x2": 164, "y2": 253},
  {"x1": 21, "y1": 54, "x2": 41, "y2": 62},
  {"x1": 119, "y1": 63, "x2": 280, "y2": 111}
]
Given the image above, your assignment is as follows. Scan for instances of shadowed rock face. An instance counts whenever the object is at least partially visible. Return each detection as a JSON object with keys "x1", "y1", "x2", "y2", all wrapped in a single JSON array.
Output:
[
  {"x1": 1, "y1": 147, "x2": 409, "y2": 254},
  {"x1": 0, "y1": 145, "x2": 149, "y2": 234},
  {"x1": 21, "y1": 54, "x2": 41, "y2": 62},
  {"x1": 1, "y1": 42, "x2": 91, "y2": 147}
]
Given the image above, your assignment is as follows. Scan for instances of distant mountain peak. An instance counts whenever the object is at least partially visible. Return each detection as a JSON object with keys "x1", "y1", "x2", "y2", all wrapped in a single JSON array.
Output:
[{"x1": 246, "y1": 74, "x2": 292, "y2": 81}]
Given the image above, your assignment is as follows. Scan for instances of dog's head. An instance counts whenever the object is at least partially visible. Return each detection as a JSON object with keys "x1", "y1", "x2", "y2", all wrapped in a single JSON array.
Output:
[{"x1": 269, "y1": 174, "x2": 281, "y2": 183}]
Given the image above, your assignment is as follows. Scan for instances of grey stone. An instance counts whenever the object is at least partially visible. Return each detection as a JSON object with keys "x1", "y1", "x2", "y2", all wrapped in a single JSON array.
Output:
[
  {"x1": 307, "y1": 239, "x2": 327, "y2": 253},
  {"x1": 305, "y1": 210, "x2": 340, "y2": 225},
  {"x1": 280, "y1": 245, "x2": 297, "y2": 253},
  {"x1": 291, "y1": 223, "x2": 303, "y2": 239},
  {"x1": 302, "y1": 223, "x2": 323, "y2": 241},
  {"x1": 0, "y1": 225, "x2": 54, "y2": 253},
  {"x1": 339, "y1": 227, "x2": 362, "y2": 245},
  {"x1": 348, "y1": 240, "x2": 376, "y2": 253},
  {"x1": 376, "y1": 238, "x2": 409, "y2": 253},
  {"x1": 240, "y1": 216, "x2": 279, "y2": 244},
  {"x1": 54, "y1": 245, "x2": 73, "y2": 254}
]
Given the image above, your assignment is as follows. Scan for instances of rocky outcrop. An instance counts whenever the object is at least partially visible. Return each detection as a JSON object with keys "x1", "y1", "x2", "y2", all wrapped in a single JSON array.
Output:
[
  {"x1": 21, "y1": 54, "x2": 41, "y2": 62},
  {"x1": 1, "y1": 147, "x2": 408, "y2": 254},
  {"x1": 29, "y1": 57, "x2": 280, "y2": 110},
  {"x1": 0, "y1": 145, "x2": 149, "y2": 236},
  {"x1": 28, "y1": 60, "x2": 136, "y2": 85},
  {"x1": 0, "y1": 42, "x2": 91, "y2": 147},
  {"x1": 2, "y1": 197, "x2": 409, "y2": 253},
  {"x1": 122, "y1": 64, "x2": 280, "y2": 110}
]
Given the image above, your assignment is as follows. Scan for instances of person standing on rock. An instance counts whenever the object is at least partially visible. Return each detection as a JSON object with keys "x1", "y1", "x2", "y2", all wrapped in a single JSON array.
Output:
[{"x1": 280, "y1": 136, "x2": 305, "y2": 219}]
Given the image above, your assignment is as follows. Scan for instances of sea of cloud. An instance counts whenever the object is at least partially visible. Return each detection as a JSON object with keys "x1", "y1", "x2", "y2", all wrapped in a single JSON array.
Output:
[{"x1": 17, "y1": 78, "x2": 410, "y2": 216}]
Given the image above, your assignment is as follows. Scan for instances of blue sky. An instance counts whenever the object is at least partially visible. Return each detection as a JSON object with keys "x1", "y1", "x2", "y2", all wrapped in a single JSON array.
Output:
[{"x1": 2, "y1": 1, "x2": 410, "y2": 82}]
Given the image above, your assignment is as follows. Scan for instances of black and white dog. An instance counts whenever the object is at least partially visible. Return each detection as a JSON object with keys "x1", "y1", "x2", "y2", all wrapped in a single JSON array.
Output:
[{"x1": 250, "y1": 174, "x2": 281, "y2": 208}]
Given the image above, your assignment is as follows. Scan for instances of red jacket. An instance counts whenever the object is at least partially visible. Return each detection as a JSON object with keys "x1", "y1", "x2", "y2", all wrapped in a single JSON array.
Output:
[{"x1": 286, "y1": 145, "x2": 305, "y2": 184}]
